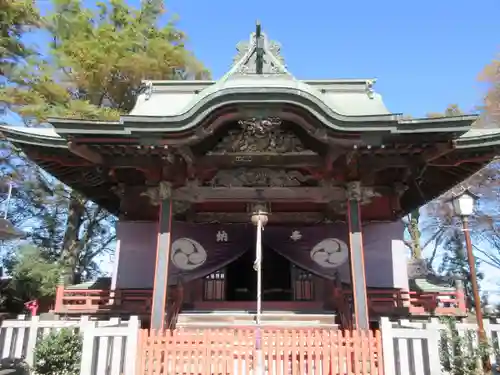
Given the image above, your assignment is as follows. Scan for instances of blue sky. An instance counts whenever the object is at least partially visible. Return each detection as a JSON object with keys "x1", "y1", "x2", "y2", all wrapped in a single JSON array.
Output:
[
  {"x1": 148, "y1": 0, "x2": 497, "y2": 117},
  {"x1": 32, "y1": 0, "x2": 498, "y2": 118}
]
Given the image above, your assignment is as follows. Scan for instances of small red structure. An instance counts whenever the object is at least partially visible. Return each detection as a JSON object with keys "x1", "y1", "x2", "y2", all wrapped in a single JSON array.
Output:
[{"x1": 24, "y1": 300, "x2": 39, "y2": 317}]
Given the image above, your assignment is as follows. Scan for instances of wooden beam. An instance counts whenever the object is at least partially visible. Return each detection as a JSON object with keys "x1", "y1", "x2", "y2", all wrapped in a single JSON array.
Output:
[
  {"x1": 324, "y1": 147, "x2": 344, "y2": 176},
  {"x1": 193, "y1": 212, "x2": 326, "y2": 223},
  {"x1": 172, "y1": 186, "x2": 346, "y2": 203},
  {"x1": 67, "y1": 142, "x2": 103, "y2": 164},
  {"x1": 196, "y1": 153, "x2": 323, "y2": 169},
  {"x1": 421, "y1": 143, "x2": 453, "y2": 162}
]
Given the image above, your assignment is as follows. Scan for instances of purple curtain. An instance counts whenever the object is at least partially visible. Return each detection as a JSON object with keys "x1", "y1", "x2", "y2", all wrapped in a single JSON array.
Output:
[
  {"x1": 263, "y1": 225, "x2": 350, "y2": 280},
  {"x1": 168, "y1": 222, "x2": 253, "y2": 284}
]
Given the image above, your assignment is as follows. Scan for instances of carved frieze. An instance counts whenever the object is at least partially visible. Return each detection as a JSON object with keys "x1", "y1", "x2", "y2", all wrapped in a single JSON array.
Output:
[
  {"x1": 346, "y1": 181, "x2": 362, "y2": 201},
  {"x1": 344, "y1": 181, "x2": 380, "y2": 205},
  {"x1": 172, "y1": 200, "x2": 191, "y2": 215},
  {"x1": 208, "y1": 117, "x2": 306, "y2": 154},
  {"x1": 140, "y1": 182, "x2": 191, "y2": 213},
  {"x1": 208, "y1": 168, "x2": 315, "y2": 188},
  {"x1": 193, "y1": 212, "x2": 326, "y2": 224},
  {"x1": 141, "y1": 180, "x2": 173, "y2": 206}
]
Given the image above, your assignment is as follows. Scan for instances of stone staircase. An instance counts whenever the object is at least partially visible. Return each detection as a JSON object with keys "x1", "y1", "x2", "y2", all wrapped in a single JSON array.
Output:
[{"x1": 175, "y1": 310, "x2": 337, "y2": 328}]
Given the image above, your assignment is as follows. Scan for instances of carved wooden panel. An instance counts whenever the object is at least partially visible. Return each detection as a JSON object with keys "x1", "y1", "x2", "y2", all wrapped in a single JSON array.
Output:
[
  {"x1": 208, "y1": 118, "x2": 310, "y2": 154},
  {"x1": 206, "y1": 168, "x2": 318, "y2": 188}
]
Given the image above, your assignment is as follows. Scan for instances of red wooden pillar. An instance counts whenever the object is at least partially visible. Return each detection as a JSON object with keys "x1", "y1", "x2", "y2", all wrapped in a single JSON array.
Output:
[
  {"x1": 150, "y1": 198, "x2": 173, "y2": 330},
  {"x1": 346, "y1": 181, "x2": 370, "y2": 330}
]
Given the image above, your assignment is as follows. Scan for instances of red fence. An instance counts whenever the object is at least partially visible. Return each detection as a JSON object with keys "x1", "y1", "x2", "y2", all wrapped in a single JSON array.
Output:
[{"x1": 137, "y1": 328, "x2": 384, "y2": 375}]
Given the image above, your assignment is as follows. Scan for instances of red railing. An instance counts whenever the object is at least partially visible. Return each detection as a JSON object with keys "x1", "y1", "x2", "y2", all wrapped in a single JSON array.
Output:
[
  {"x1": 54, "y1": 287, "x2": 153, "y2": 316},
  {"x1": 53, "y1": 285, "x2": 466, "y2": 317},
  {"x1": 334, "y1": 288, "x2": 467, "y2": 317},
  {"x1": 137, "y1": 327, "x2": 384, "y2": 375}
]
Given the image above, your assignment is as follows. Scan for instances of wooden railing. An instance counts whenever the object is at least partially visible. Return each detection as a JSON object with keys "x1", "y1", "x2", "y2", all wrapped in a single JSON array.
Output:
[
  {"x1": 335, "y1": 287, "x2": 467, "y2": 316},
  {"x1": 137, "y1": 327, "x2": 384, "y2": 375},
  {"x1": 54, "y1": 287, "x2": 153, "y2": 316},
  {"x1": 53, "y1": 285, "x2": 466, "y2": 318}
]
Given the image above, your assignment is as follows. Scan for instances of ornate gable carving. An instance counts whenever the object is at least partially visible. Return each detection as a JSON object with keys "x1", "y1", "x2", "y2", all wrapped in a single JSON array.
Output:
[
  {"x1": 207, "y1": 168, "x2": 316, "y2": 187},
  {"x1": 231, "y1": 32, "x2": 288, "y2": 76},
  {"x1": 208, "y1": 117, "x2": 306, "y2": 154}
]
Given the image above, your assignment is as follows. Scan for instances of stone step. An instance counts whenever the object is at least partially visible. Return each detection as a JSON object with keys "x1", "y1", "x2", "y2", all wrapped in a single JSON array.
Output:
[
  {"x1": 176, "y1": 310, "x2": 337, "y2": 327},
  {"x1": 176, "y1": 321, "x2": 337, "y2": 328}
]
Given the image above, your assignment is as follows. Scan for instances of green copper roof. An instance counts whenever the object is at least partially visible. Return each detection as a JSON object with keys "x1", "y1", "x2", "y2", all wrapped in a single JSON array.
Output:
[
  {"x1": 409, "y1": 279, "x2": 456, "y2": 293},
  {"x1": 66, "y1": 277, "x2": 111, "y2": 290},
  {"x1": 2, "y1": 124, "x2": 500, "y2": 150},
  {"x1": 40, "y1": 27, "x2": 478, "y2": 136}
]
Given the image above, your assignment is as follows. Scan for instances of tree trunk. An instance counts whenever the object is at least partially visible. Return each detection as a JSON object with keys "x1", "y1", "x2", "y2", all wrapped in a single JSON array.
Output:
[
  {"x1": 60, "y1": 192, "x2": 84, "y2": 285},
  {"x1": 409, "y1": 209, "x2": 422, "y2": 259}
]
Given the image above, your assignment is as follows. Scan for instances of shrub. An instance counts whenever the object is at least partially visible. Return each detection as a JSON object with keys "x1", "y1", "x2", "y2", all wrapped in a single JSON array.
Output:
[
  {"x1": 0, "y1": 358, "x2": 30, "y2": 375},
  {"x1": 33, "y1": 328, "x2": 82, "y2": 375},
  {"x1": 439, "y1": 317, "x2": 491, "y2": 375}
]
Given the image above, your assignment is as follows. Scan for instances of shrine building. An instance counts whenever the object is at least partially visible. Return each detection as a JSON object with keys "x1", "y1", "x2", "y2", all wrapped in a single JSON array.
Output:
[{"x1": 2, "y1": 25, "x2": 500, "y2": 330}]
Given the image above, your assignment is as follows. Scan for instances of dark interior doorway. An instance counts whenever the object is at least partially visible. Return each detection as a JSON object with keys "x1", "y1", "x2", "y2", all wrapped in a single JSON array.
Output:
[
  {"x1": 225, "y1": 245, "x2": 292, "y2": 301},
  {"x1": 226, "y1": 249, "x2": 256, "y2": 301}
]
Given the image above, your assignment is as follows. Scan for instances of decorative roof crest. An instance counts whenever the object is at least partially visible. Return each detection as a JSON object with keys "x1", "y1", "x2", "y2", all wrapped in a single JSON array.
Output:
[{"x1": 222, "y1": 22, "x2": 292, "y2": 79}]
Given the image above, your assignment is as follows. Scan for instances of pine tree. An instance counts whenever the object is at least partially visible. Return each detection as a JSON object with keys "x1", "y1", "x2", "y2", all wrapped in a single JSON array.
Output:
[{"x1": 438, "y1": 228, "x2": 483, "y2": 311}]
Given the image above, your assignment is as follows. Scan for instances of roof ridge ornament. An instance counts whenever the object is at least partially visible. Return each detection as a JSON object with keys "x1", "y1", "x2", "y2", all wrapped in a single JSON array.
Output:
[{"x1": 221, "y1": 22, "x2": 293, "y2": 80}]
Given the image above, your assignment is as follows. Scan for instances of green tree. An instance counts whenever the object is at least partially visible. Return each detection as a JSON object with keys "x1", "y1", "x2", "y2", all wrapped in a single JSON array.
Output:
[
  {"x1": 0, "y1": 0, "x2": 40, "y2": 77},
  {"x1": 479, "y1": 55, "x2": 499, "y2": 125},
  {"x1": 1, "y1": 0, "x2": 209, "y2": 284},
  {"x1": 404, "y1": 105, "x2": 465, "y2": 262},
  {"x1": 438, "y1": 229, "x2": 483, "y2": 310},
  {"x1": 5, "y1": 245, "x2": 63, "y2": 303}
]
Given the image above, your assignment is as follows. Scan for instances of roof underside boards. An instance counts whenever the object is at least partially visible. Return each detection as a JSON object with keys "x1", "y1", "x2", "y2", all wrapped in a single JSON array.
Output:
[
  {"x1": 2, "y1": 125, "x2": 500, "y2": 149},
  {"x1": 1, "y1": 124, "x2": 499, "y2": 219}
]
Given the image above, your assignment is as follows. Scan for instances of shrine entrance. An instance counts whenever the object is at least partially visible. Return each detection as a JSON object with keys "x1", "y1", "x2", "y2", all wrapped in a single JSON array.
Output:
[{"x1": 225, "y1": 246, "x2": 292, "y2": 302}]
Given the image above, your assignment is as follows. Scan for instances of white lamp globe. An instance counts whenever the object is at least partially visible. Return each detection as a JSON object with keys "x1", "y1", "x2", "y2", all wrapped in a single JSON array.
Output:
[{"x1": 450, "y1": 190, "x2": 477, "y2": 217}]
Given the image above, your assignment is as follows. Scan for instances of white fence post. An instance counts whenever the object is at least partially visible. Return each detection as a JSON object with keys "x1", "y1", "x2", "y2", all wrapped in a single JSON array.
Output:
[
  {"x1": 1, "y1": 315, "x2": 142, "y2": 375},
  {"x1": 80, "y1": 321, "x2": 97, "y2": 375},
  {"x1": 24, "y1": 316, "x2": 40, "y2": 367},
  {"x1": 124, "y1": 316, "x2": 140, "y2": 375},
  {"x1": 379, "y1": 317, "x2": 500, "y2": 375},
  {"x1": 78, "y1": 316, "x2": 141, "y2": 375},
  {"x1": 380, "y1": 318, "x2": 396, "y2": 375},
  {"x1": 425, "y1": 318, "x2": 442, "y2": 375}
]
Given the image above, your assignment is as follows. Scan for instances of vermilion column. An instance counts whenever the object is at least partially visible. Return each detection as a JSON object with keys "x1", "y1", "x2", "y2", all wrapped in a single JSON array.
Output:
[
  {"x1": 150, "y1": 198, "x2": 173, "y2": 330},
  {"x1": 346, "y1": 181, "x2": 370, "y2": 330}
]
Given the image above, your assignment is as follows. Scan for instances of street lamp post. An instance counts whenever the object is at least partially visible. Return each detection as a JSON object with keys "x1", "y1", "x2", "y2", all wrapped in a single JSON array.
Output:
[
  {"x1": 251, "y1": 205, "x2": 268, "y2": 375},
  {"x1": 448, "y1": 189, "x2": 490, "y2": 370}
]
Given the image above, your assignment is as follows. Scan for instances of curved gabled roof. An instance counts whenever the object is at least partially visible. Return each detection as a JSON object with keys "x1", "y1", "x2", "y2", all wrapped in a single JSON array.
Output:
[
  {"x1": 128, "y1": 78, "x2": 391, "y2": 119},
  {"x1": 1, "y1": 25, "x2": 500, "y2": 219}
]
